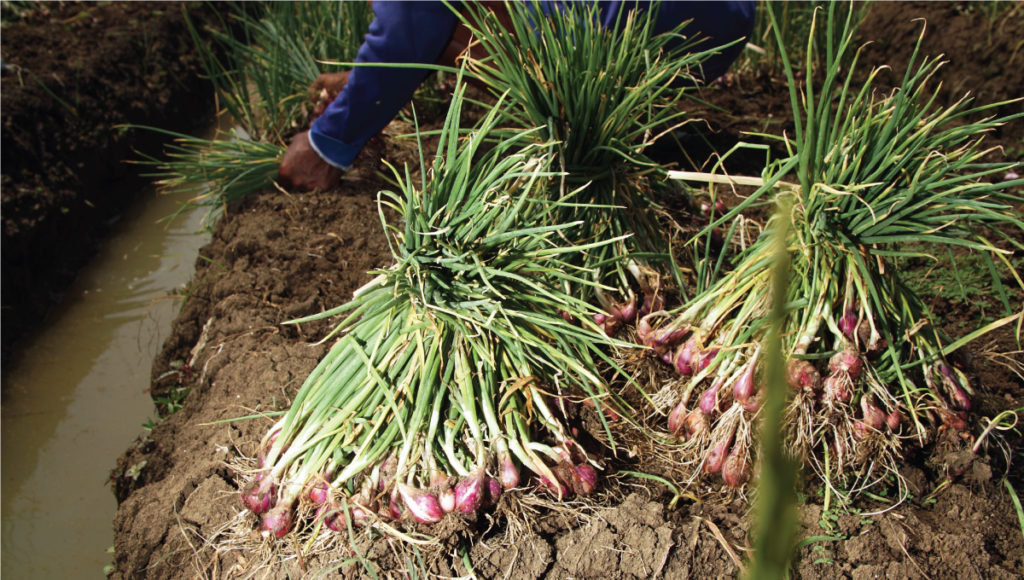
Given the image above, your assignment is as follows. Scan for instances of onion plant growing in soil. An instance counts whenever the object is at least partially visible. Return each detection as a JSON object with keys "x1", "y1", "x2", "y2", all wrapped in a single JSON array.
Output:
[
  {"x1": 643, "y1": 4, "x2": 1023, "y2": 501},
  {"x1": 241, "y1": 82, "x2": 633, "y2": 540},
  {"x1": 129, "y1": 3, "x2": 371, "y2": 226},
  {"x1": 128, "y1": 126, "x2": 283, "y2": 228},
  {"x1": 734, "y1": 1, "x2": 869, "y2": 78},
  {"x1": 185, "y1": 1, "x2": 371, "y2": 143},
  {"x1": 456, "y1": 1, "x2": 737, "y2": 320}
]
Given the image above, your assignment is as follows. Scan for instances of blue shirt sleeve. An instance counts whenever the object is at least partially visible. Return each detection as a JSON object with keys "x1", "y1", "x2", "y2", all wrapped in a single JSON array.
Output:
[
  {"x1": 309, "y1": 1, "x2": 754, "y2": 169},
  {"x1": 309, "y1": 1, "x2": 458, "y2": 169},
  {"x1": 651, "y1": 1, "x2": 756, "y2": 83}
]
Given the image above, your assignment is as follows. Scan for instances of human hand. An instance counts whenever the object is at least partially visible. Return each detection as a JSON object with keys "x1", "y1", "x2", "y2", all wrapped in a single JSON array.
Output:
[
  {"x1": 310, "y1": 70, "x2": 350, "y2": 98},
  {"x1": 278, "y1": 131, "x2": 343, "y2": 192},
  {"x1": 309, "y1": 71, "x2": 350, "y2": 119}
]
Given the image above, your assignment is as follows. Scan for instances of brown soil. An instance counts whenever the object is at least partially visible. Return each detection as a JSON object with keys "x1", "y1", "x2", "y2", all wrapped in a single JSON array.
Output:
[
  {"x1": 0, "y1": 1, "x2": 216, "y2": 366},
  {"x1": 8, "y1": 2, "x2": 1022, "y2": 579}
]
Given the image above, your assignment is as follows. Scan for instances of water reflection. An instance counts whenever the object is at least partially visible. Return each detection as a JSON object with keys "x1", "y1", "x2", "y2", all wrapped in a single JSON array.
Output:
[{"x1": 1, "y1": 188, "x2": 210, "y2": 578}]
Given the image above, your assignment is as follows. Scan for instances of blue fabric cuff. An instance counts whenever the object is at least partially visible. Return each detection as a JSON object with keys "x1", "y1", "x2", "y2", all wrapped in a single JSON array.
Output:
[{"x1": 308, "y1": 120, "x2": 359, "y2": 170}]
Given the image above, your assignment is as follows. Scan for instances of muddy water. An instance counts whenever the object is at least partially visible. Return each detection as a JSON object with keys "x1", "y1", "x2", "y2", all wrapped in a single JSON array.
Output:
[{"x1": 1, "y1": 187, "x2": 211, "y2": 578}]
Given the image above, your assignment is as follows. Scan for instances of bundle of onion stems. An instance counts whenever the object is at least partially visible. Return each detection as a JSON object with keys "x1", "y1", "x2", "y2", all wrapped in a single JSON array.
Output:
[
  {"x1": 129, "y1": 2, "x2": 371, "y2": 227},
  {"x1": 645, "y1": 5, "x2": 1023, "y2": 496},
  {"x1": 186, "y1": 1, "x2": 371, "y2": 144},
  {"x1": 242, "y1": 84, "x2": 633, "y2": 538},
  {"x1": 130, "y1": 126, "x2": 283, "y2": 227},
  {"x1": 455, "y1": 0, "x2": 736, "y2": 325}
]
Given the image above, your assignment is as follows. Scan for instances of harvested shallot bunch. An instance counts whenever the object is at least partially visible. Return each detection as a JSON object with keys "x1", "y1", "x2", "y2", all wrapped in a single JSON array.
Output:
[
  {"x1": 240, "y1": 83, "x2": 630, "y2": 539},
  {"x1": 646, "y1": 5, "x2": 1022, "y2": 497}
]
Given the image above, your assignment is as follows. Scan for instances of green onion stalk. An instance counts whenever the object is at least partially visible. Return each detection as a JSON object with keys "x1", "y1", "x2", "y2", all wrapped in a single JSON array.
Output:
[
  {"x1": 454, "y1": 0, "x2": 738, "y2": 326},
  {"x1": 242, "y1": 83, "x2": 633, "y2": 539},
  {"x1": 647, "y1": 3, "x2": 1023, "y2": 495},
  {"x1": 127, "y1": 126, "x2": 283, "y2": 229},
  {"x1": 129, "y1": 2, "x2": 371, "y2": 228},
  {"x1": 184, "y1": 1, "x2": 372, "y2": 144}
]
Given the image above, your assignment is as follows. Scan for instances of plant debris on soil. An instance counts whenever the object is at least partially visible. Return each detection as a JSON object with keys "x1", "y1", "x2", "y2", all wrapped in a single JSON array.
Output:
[{"x1": 5, "y1": 2, "x2": 1022, "y2": 579}]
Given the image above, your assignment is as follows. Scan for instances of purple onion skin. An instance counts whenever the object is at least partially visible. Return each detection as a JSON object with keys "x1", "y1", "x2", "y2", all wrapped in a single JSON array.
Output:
[
  {"x1": 572, "y1": 464, "x2": 598, "y2": 496},
  {"x1": 308, "y1": 481, "x2": 329, "y2": 505},
  {"x1": 553, "y1": 463, "x2": 578, "y2": 490},
  {"x1": 611, "y1": 297, "x2": 637, "y2": 324},
  {"x1": 653, "y1": 328, "x2": 687, "y2": 350},
  {"x1": 667, "y1": 401, "x2": 688, "y2": 436},
  {"x1": 722, "y1": 448, "x2": 750, "y2": 488},
  {"x1": 938, "y1": 363, "x2": 971, "y2": 411},
  {"x1": 674, "y1": 338, "x2": 697, "y2": 376},
  {"x1": 860, "y1": 398, "x2": 886, "y2": 430},
  {"x1": 886, "y1": 408, "x2": 901, "y2": 431},
  {"x1": 823, "y1": 375, "x2": 852, "y2": 403},
  {"x1": 320, "y1": 505, "x2": 345, "y2": 532},
  {"x1": 852, "y1": 421, "x2": 873, "y2": 440},
  {"x1": 241, "y1": 474, "x2": 277, "y2": 514},
  {"x1": 950, "y1": 386, "x2": 972, "y2": 412},
  {"x1": 454, "y1": 470, "x2": 486, "y2": 514},
  {"x1": 696, "y1": 347, "x2": 719, "y2": 372},
  {"x1": 601, "y1": 318, "x2": 622, "y2": 335},
  {"x1": 260, "y1": 505, "x2": 293, "y2": 538},
  {"x1": 829, "y1": 349, "x2": 863, "y2": 379},
  {"x1": 397, "y1": 484, "x2": 444, "y2": 524},
  {"x1": 698, "y1": 382, "x2": 721, "y2": 415},
  {"x1": 321, "y1": 500, "x2": 369, "y2": 531},
  {"x1": 350, "y1": 501, "x2": 371, "y2": 527},
  {"x1": 388, "y1": 490, "x2": 404, "y2": 521},
  {"x1": 741, "y1": 393, "x2": 761, "y2": 413},
  {"x1": 595, "y1": 312, "x2": 621, "y2": 335},
  {"x1": 838, "y1": 308, "x2": 859, "y2": 339},
  {"x1": 539, "y1": 473, "x2": 573, "y2": 499},
  {"x1": 786, "y1": 359, "x2": 822, "y2": 392},
  {"x1": 640, "y1": 293, "x2": 665, "y2": 318},
  {"x1": 703, "y1": 440, "x2": 730, "y2": 475},
  {"x1": 636, "y1": 315, "x2": 653, "y2": 344},
  {"x1": 620, "y1": 301, "x2": 637, "y2": 323},
  {"x1": 378, "y1": 454, "x2": 397, "y2": 487},
  {"x1": 484, "y1": 477, "x2": 502, "y2": 506},
  {"x1": 498, "y1": 453, "x2": 520, "y2": 489},
  {"x1": 700, "y1": 199, "x2": 727, "y2": 215},
  {"x1": 733, "y1": 365, "x2": 756, "y2": 403},
  {"x1": 660, "y1": 349, "x2": 675, "y2": 365}
]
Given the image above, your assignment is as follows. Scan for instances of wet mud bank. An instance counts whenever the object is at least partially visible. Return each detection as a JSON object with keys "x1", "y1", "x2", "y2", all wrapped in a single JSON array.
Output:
[{"x1": 1, "y1": 2, "x2": 217, "y2": 365}]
